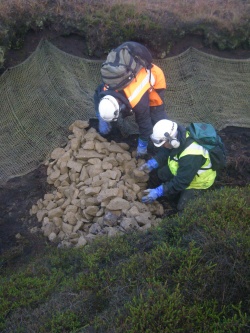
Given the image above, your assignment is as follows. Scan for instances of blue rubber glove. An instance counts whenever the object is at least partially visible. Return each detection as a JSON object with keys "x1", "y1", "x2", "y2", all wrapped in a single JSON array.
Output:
[
  {"x1": 98, "y1": 116, "x2": 111, "y2": 135},
  {"x1": 141, "y1": 185, "x2": 164, "y2": 203},
  {"x1": 136, "y1": 138, "x2": 148, "y2": 158},
  {"x1": 139, "y1": 158, "x2": 159, "y2": 173}
]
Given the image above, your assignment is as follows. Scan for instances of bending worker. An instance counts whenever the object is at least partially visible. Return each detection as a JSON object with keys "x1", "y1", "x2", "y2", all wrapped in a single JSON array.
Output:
[
  {"x1": 140, "y1": 119, "x2": 217, "y2": 212},
  {"x1": 94, "y1": 62, "x2": 168, "y2": 158}
]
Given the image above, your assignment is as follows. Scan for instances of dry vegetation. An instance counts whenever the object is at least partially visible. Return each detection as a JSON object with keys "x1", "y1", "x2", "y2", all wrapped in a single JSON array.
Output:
[
  {"x1": 122, "y1": 0, "x2": 248, "y2": 29},
  {"x1": 0, "y1": 0, "x2": 247, "y2": 29},
  {"x1": 0, "y1": 0, "x2": 249, "y2": 61}
]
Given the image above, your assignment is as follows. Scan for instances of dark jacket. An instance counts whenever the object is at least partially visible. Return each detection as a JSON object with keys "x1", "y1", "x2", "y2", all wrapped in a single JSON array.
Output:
[{"x1": 94, "y1": 83, "x2": 166, "y2": 141}]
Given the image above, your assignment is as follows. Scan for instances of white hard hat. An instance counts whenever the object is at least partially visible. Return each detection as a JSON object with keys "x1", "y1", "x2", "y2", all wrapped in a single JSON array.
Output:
[
  {"x1": 98, "y1": 95, "x2": 120, "y2": 122},
  {"x1": 150, "y1": 119, "x2": 180, "y2": 148}
]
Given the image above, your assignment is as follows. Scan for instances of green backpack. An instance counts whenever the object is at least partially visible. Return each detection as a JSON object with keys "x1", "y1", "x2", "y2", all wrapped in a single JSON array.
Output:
[
  {"x1": 101, "y1": 41, "x2": 153, "y2": 91},
  {"x1": 187, "y1": 122, "x2": 227, "y2": 171}
]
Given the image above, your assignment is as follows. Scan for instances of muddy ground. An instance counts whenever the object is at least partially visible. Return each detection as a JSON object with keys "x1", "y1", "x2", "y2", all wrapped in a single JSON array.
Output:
[{"x1": 0, "y1": 29, "x2": 249, "y2": 266}]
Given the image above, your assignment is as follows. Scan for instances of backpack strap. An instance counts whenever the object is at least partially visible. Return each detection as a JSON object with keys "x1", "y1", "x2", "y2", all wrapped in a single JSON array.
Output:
[{"x1": 99, "y1": 89, "x2": 131, "y2": 109}]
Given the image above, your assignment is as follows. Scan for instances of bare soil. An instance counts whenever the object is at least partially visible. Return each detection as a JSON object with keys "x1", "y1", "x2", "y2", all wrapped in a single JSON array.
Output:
[{"x1": 0, "y1": 29, "x2": 249, "y2": 266}]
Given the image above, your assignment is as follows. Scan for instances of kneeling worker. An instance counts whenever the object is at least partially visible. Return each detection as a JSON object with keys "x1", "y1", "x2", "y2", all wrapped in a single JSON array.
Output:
[{"x1": 140, "y1": 119, "x2": 217, "y2": 212}]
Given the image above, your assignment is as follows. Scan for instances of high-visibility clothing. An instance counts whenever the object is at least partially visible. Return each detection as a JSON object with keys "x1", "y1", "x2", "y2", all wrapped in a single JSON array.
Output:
[
  {"x1": 168, "y1": 134, "x2": 216, "y2": 190},
  {"x1": 99, "y1": 63, "x2": 167, "y2": 140},
  {"x1": 149, "y1": 64, "x2": 167, "y2": 106},
  {"x1": 123, "y1": 64, "x2": 166, "y2": 108}
]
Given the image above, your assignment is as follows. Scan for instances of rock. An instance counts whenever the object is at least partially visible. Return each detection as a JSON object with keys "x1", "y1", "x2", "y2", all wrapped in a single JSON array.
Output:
[
  {"x1": 132, "y1": 169, "x2": 149, "y2": 182},
  {"x1": 103, "y1": 211, "x2": 119, "y2": 227},
  {"x1": 117, "y1": 142, "x2": 130, "y2": 151},
  {"x1": 103, "y1": 156, "x2": 118, "y2": 167},
  {"x1": 76, "y1": 149, "x2": 105, "y2": 160},
  {"x1": 85, "y1": 197, "x2": 99, "y2": 206},
  {"x1": 120, "y1": 217, "x2": 139, "y2": 231},
  {"x1": 85, "y1": 234, "x2": 96, "y2": 243},
  {"x1": 107, "y1": 142, "x2": 127, "y2": 153},
  {"x1": 42, "y1": 222, "x2": 56, "y2": 237},
  {"x1": 30, "y1": 204, "x2": 38, "y2": 215},
  {"x1": 67, "y1": 160, "x2": 83, "y2": 173},
  {"x1": 106, "y1": 197, "x2": 130, "y2": 211},
  {"x1": 87, "y1": 164, "x2": 103, "y2": 178},
  {"x1": 36, "y1": 209, "x2": 47, "y2": 222},
  {"x1": 46, "y1": 201, "x2": 57, "y2": 211},
  {"x1": 44, "y1": 193, "x2": 55, "y2": 201},
  {"x1": 62, "y1": 222, "x2": 73, "y2": 234},
  {"x1": 48, "y1": 207, "x2": 63, "y2": 219},
  {"x1": 48, "y1": 232, "x2": 58, "y2": 242},
  {"x1": 30, "y1": 122, "x2": 164, "y2": 248},
  {"x1": 51, "y1": 147, "x2": 65, "y2": 160},
  {"x1": 72, "y1": 127, "x2": 86, "y2": 139},
  {"x1": 135, "y1": 212, "x2": 152, "y2": 225},
  {"x1": 71, "y1": 137, "x2": 81, "y2": 150},
  {"x1": 108, "y1": 227, "x2": 120, "y2": 237},
  {"x1": 127, "y1": 206, "x2": 140, "y2": 217},
  {"x1": 82, "y1": 141, "x2": 95, "y2": 150},
  {"x1": 64, "y1": 211, "x2": 77, "y2": 225},
  {"x1": 49, "y1": 169, "x2": 61, "y2": 182},
  {"x1": 73, "y1": 220, "x2": 83, "y2": 232},
  {"x1": 89, "y1": 223, "x2": 101, "y2": 235},
  {"x1": 59, "y1": 150, "x2": 72, "y2": 163},
  {"x1": 97, "y1": 188, "x2": 120, "y2": 203},
  {"x1": 53, "y1": 217, "x2": 63, "y2": 227},
  {"x1": 84, "y1": 187, "x2": 101, "y2": 196},
  {"x1": 76, "y1": 236, "x2": 87, "y2": 248},
  {"x1": 85, "y1": 206, "x2": 100, "y2": 216},
  {"x1": 79, "y1": 166, "x2": 89, "y2": 182},
  {"x1": 69, "y1": 120, "x2": 89, "y2": 130}
]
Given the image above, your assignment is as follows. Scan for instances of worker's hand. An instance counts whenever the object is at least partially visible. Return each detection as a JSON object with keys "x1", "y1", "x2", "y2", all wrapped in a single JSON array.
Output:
[
  {"x1": 136, "y1": 146, "x2": 147, "y2": 159},
  {"x1": 139, "y1": 158, "x2": 159, "y2": 173},
  {"x1": 98, "y1": 118, "x2": 111, "y2": 135},
  {"x1": 141, "y1": 185, "x2": 164, "y2": 203},
  {"x1": 136, "y1": 138, "x2": 148, "y2": 159}
]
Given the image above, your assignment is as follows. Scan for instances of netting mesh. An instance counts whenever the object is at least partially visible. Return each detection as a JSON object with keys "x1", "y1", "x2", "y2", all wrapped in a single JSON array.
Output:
[{"x1": 0, "y1": 40, "x2": 249, "y2": 185}]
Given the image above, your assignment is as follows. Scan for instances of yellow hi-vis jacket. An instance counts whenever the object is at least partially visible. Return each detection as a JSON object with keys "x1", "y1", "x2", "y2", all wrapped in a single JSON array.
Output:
[
  {"x1": 123, "y1": 64, "x2": 166, "y2": 108},
  {"x1": 168, "y1": 134, "x2": 217, "y2": 190}
]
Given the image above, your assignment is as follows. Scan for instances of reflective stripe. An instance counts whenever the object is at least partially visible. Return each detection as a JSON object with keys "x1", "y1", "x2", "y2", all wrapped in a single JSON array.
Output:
[
  {"x1": 183, "y1": 143, "x2": 212, "y2": 173},
  {"x1": 149, "y1": 71, "x2": 155, "y2": 87},
  {"x1": 168, "y1": 133, "x2": 216, "y2": 189},
  {"x1": 172, "y1": 151, "x2": 212, "y2": 175},
  {"x1": 197, "y1": 164, "x2": 212, "y2": 175},
  {"x1": 127, "y1": 71, "x2": 151, "y2": 104},
  {"x1": 151, "y1": 64, "x2": 167, "y2": 90},
  {"x1": 185, "y1": 143, "x2": 209, "y2": 157},
  {"x1": 123, "y1": 64, "x2": 165, "y2": 108},
  {"x1": 200, "y1": 162, "x2": 212, "y2": 170}
]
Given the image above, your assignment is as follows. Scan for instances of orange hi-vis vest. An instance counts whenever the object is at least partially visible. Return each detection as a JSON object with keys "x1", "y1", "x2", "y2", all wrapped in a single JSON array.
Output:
[{"x1": 123, "y1": 64, "x2": 166, "y2": 108}]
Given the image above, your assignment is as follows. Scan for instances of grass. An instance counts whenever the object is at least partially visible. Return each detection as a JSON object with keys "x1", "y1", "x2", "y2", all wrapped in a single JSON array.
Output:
[{"x1": 0, "y1": 185, "x2": 249, "y2": 332}]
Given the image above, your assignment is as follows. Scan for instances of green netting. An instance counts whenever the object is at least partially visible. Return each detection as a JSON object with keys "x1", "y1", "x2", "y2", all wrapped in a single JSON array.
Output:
[{"x1": 0, "y1": 40, "x2": 249, "y2": 185}]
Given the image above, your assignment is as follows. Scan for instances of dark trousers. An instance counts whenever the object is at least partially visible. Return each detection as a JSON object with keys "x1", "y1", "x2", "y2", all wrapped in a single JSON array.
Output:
[
  {"x1": 150, "y1": 104, "x2": 168, "y2": 126},
  {"x1": 151, "y1": 164, "x2": 204, "y2": 212}
]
